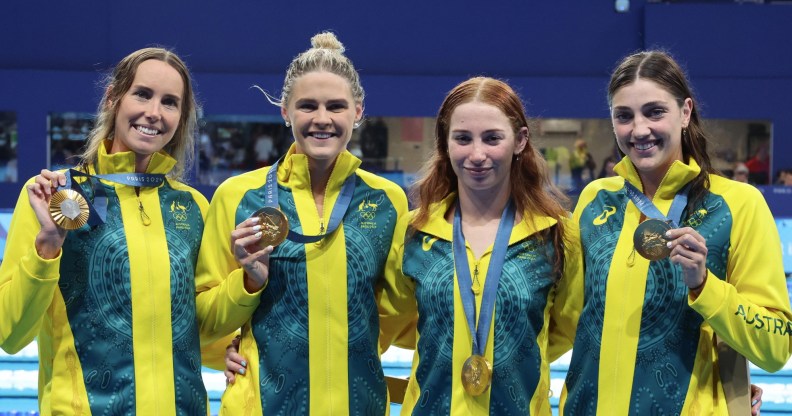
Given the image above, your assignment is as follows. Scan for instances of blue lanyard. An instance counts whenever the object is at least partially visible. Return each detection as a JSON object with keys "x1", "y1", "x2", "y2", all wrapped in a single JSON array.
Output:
[
  {"x1": 59, "y1": 168, "x2": 165, "y2": 227},
  {"x1": 452, "y1": 199, "x2": 515, "y2": 356},
  {"x1": 264, "y1": 158, "x2": 356, "y2": 244},
  {"x1": 623, "y1": 182, "x2": 689, "y2": 227}
]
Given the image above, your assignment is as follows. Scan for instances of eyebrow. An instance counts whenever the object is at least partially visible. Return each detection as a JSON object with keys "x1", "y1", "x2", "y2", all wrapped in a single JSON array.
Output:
[
  {"x1": 451, "y1": 128, "x2": 506, "y2": 133},
  {"x1": 612, "y1": 100, "x2": 669, "y2": 112},
  {"x1": 294, "y1": 98, "x2": 350, "y2": 105},
  {"x1": 132, "y1": 84, "x2": 182, "y2": 101}
]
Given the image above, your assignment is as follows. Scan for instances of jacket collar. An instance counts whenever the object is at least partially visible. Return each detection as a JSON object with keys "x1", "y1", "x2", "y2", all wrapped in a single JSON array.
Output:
[
  {"x1": 277, "y1": 143, "x2": 361, "y2": 190},
  {"x1": 614, "y1": 156, "x2": 701, "y2": 200},
  {"x1": 93, "y1": 139, "x2": 176, "y2": 175},
  {"x1": 416, "y1": 192, "x2": 559, "y2": 245}
]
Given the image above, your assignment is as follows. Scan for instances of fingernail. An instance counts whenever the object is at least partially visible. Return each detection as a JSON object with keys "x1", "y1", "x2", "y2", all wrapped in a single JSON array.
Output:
[
  {"x1": 250, "y1": 216, "x2": 260, "y2": 224},
  {"x1": 238, "y1": 368, "x2": 246, "y2": 375},
  {"x1": 252, "y1": 225, "x2": 262, "y2": 231},
  {"x1": 665, "y1": 231, "x2": 671, "y2": 238},
  {"x1": 667, "y1": 241, "x2": 672, "y2": 248},
  {"x1": 752, "y1": 399, "x2": 758, "y2": 406},
  {"x1": 241, "y1": 360, "x2": 247, "y2": 367},
  {"x1": 254, "y1": 231, "x2": 262, "y2": 239}
]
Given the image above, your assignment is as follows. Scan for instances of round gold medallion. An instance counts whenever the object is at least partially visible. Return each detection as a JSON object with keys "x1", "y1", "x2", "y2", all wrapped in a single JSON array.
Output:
[
  {"x1": 633, "y1": 218, "x2": 672, "y2": 261},
  {"x1": 49, "y1": 189, "x2": 90, "y2": 230},
  {"x1": 250, "y1": 207, "x2": 289, "y2": 247},
  {"x1": 461, "y1": 354, "x2": 492, "y2": 396}
]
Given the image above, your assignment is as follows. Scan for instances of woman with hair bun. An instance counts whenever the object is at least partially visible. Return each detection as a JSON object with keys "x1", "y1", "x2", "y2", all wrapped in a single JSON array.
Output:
[{"x1": 195, "y1": 31, "x2": 408, "y2": 415}]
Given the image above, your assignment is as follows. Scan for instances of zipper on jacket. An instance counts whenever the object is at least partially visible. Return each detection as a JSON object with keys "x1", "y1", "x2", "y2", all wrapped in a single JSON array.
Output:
[
  {"x1": 138, "y1": 198, "x2": 152, "y2": 226},
  {"x1": 313, "y1": 162, "x2": 340, "y2": 247},
  {"x1": 472, "y1": 262, "x2": 482, "y2": 295}
]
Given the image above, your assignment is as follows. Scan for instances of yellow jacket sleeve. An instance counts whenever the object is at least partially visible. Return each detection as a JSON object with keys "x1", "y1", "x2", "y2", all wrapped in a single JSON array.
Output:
[
  {"x1": 194, "y1": 174, "x2": 264, "y2": 345},
  {"x1": 377, "y1": 210, "x2": 418, "y2": 353},
  {"x1": 0, "y1": 180, "x2": 62, "y2": 354},
  {"x1": 546, "y1": 216, "x2": 584, "y2": 363},
  {"x1": 689, "y1": 185, "x2": 792, "y2": 372}
]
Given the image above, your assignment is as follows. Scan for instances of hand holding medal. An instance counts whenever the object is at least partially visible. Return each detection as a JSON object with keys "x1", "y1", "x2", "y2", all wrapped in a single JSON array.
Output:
[
  {"x1": 232, "y1": 215, "x2": 277, "y2": 293},
  {"x1": 26, "y1": 169, "x2": 71, "y2": 259},
  {"x1": 665, "y1": 226, "x2": 709, "y2": 293}
]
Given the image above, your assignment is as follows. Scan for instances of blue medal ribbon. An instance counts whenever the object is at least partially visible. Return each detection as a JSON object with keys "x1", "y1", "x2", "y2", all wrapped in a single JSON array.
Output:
[
  {"x1": 623, "y1": 181, "x2": 689, "y2": 227},
  {"x1": 58, "y1": 168, "x2": 165, "y2": 227},
  {"x1": 263, "y1": 158, "x2": 356, "y2": 244},
  {"x1": 452, "y1": 198, "x2": 515, "y2": 356}
]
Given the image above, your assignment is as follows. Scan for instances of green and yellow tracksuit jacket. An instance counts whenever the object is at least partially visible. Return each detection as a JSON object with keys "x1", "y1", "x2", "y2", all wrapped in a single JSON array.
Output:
[
  {"x1": 0, "y1": 142, "x2": 210, "y2": 415},
  {"x1": 194, "y1": 146, "x2": 408, "y2": 415},
  {"x1": 379, "y1": 194, "x2": 582, "y2": 415},
  {"x1": 560, "y1": 157, "x2": 792, "y2": 415}
]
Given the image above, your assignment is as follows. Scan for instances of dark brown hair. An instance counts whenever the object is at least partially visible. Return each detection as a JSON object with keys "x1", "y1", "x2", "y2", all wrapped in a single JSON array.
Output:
[{"x1": 608, "y1": 50, "x2": 717, "y2": 210}]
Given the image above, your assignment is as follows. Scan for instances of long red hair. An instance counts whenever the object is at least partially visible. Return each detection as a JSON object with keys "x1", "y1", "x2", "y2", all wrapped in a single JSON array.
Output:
[{"x1": 410, "y1": 77, "x2": 570, "y2": 279}]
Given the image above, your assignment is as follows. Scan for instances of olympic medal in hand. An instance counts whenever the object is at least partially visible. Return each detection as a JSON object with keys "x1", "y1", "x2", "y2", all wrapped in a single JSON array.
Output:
[
  {"x1": 634, "y1": 218, "x2": 672, "y2": 261},
  {"x1": 250, "y1": 207, "x2": 289, "y2": 247},
  {"x1": 49, "y1": 189, "x2": 90, "y2": 230}
]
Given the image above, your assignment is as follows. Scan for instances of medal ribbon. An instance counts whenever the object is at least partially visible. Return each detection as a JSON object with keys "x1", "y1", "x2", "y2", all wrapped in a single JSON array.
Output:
[
  {"x1": 264, "y1": 158, "x2": 356, "y2": 244},
  {"x1": 59, "y1": 169, "x2": 165, "y2": 227},
  {"x1": 452, "y1": 198, "x2": 515, "y2": 357},
  {"x1": 623, "y1": 181, "x2": 689, "y2": 227}
]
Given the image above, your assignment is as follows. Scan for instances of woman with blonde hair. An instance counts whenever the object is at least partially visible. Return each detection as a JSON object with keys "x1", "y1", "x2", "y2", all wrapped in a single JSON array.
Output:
[
  {"x1": 196, "y1": 31, "x2": 408, "y2": 415},
  {"x1": 0, "y1": 47, "x2": 212, "y2": 415}
]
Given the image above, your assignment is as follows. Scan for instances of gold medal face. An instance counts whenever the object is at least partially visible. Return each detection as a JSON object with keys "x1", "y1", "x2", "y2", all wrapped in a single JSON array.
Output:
[
  {"x1": 633, "y1": 218, "x2": 672, "y2": 261},
  {"x1": 461, "y1": 355, "x2": 492, "y2": 396},
  {"x1": 49, "y1": 189, "x2": 90, "y2": 230},
  {"x1": 250, "y1": 207, "x2": 289, "y2": 247}
]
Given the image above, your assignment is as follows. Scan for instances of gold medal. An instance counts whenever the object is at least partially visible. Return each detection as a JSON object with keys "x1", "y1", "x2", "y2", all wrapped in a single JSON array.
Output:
[
  {"x1": 49, "y1": 189, "x2": 90, "y2": 230},
  {"x1": 250, "y1": 207, "x2": 289, "y2": 247},
  {"x1": 633, "y1": 218, "x2": 672, "y2": 261},
  {"x1": 461, "y1": 355, "x2": 492, "y2": 396}
]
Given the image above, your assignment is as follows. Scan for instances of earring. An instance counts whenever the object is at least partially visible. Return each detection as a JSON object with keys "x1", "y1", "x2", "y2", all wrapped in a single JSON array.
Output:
[
  {"x1": 353, "y1": 120, "x2": 362, "y2": 129},
  {"x1": 285, "y1": 121, "x2": 291, "y2": 128}
]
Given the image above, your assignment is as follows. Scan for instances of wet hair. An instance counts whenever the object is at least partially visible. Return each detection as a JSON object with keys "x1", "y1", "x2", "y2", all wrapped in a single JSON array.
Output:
[
  {"x1": 608, "y1": 50, "x2": 717, "y2": 210},
  {"x1": 79, "y1": 47, "x2": 198, "y2": 180},
  {"x1": 271, "y1": 31, "x2": 364, "y2": 110},
  {"x1": 410, "y1": 77, "x2": 569, "y2": 279}
]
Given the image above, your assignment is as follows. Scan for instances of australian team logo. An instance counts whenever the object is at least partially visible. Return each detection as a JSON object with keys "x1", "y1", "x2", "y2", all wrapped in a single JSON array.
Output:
[
  {"x1": 517, "y1": 239, "x2": 539, "y2": 260},
  {"x1": 358, "y1": 192, "x2": 384, "y2": 229},
  {"x1": 170, "y1": 197, "x2": 192, "y2": 230}
]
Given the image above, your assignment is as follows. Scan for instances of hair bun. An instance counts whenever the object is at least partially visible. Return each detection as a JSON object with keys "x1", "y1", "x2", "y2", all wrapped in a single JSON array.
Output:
[{"x1": 310, "y1": 31, "x2": 345, "y2": 54}]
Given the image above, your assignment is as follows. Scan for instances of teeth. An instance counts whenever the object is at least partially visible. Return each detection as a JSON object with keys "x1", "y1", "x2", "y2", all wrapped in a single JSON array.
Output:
[
  {"x1": 136, "y1": 126, "x2": 159, "y2": 135},
  {"x1": 634, "y1": 142, "x2": 655, "y2": 151},
  {"x1": 312, "y1": 133, "x2": 332, "y2": 139}
]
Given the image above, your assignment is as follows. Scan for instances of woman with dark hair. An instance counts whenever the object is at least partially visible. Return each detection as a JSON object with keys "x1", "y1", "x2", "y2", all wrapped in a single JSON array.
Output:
[
  {"x1": 379, "y1": 77, "x2": 582, "y2": 414},
  {"x1": 0, "y1": 47, "x2": 212, "y2": 415},
  {"x1": 560, "y1": 50, "x2": 791, "y2": 415}
]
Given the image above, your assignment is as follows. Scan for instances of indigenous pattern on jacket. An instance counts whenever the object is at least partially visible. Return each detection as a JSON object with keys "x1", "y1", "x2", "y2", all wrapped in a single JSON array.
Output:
[
  {"x1": 0, "y1": 145, "x2": 210, "y2": 416},
  {"x1": 561, "y1": 157, "x2": 792, "y2": 415}
]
